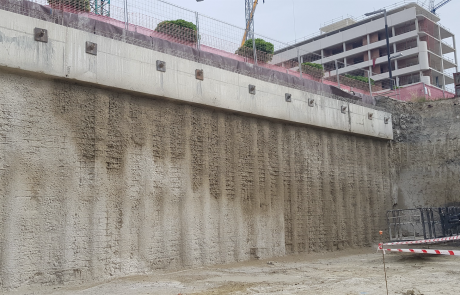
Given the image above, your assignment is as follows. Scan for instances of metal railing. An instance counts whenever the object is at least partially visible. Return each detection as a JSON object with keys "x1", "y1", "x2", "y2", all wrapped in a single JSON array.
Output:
[{"x1": 0, "y1": 0, "x2": 400, "y2": 104}]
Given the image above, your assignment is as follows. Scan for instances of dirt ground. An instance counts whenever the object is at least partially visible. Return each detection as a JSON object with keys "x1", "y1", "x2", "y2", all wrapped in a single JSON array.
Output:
[{"x1": 6, "y1": 247, "x2": 460, "y2": 295}]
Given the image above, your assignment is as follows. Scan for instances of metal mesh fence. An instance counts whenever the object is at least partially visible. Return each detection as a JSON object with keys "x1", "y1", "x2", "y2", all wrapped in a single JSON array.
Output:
[
  {"x1": 0, "y1": 0, "x2": 403, "y2": 107},
  {"x1": 387, "y1": 208, "x2": 460, "y2": 242}
]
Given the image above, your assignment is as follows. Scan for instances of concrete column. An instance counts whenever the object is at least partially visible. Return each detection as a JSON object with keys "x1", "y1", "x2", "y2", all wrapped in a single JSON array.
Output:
[
  {"x1": 453, "y1": 35, "x2": 458, "y2": 72},
  {"x1": 321, "y1": 49, "x2": 324, "y2": 83},
  {"x1": 343, "y1": 42, "x2": 346, "y2": 52},
  {"x1": 438, "y1": 26, "x2": 446, "y2": 90},
  {"x1": 393, "y1": 43, "x2": 398, "y2": 70},
  {"x1": 392, "y1": 27, "x2": 395, "y2": 38},
  {"x1": 366, "y1": 35, "x2": 372, "y2": 72},
  {"x1": 368, "y1": 50, "x2": 372, "y2": 70}
]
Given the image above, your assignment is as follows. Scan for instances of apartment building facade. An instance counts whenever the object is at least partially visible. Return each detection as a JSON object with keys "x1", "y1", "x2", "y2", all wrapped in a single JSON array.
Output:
[{"x1": 273, "y1": 3, "x2": 458, "y2": 92}]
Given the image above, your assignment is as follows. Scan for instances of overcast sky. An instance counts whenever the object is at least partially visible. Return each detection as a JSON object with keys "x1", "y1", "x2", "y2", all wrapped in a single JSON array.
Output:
[{"x1": 162, "y1": 0, "x2": 458, "y2": 63}]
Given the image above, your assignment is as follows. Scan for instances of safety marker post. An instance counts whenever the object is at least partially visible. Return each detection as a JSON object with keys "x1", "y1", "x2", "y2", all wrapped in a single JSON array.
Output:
[{"x1": 379, "y1": 230, "x2": 389, "y2": 295}]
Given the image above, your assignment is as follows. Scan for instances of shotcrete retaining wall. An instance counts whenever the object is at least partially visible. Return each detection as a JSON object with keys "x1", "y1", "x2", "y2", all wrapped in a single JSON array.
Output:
[
  {"x1": 0, "y1": 6, "x2": 394, "y2": 289},
  {"x1": 0, "y1": 71, "x2": 392, "y2": 288},
  {"x1": 377, "y1": 97, "x2": 460, "y2": 209}
]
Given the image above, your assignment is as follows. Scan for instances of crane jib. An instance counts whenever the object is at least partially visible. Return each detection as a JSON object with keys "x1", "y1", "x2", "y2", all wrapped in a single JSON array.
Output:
[{"x1": 430, "y1": 0, "x2": 452, "y2": 14}]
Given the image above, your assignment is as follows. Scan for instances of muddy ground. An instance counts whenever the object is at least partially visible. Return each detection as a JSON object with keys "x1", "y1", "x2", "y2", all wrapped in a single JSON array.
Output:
[{"x1": 5, "y1": 247, "x2": 460, "y2": 295}]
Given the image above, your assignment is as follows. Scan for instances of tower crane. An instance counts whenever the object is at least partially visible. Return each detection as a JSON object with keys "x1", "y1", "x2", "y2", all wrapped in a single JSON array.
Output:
[
  {"x1": 428, "y1": 0, "x2": 452, "y2": 14},
  {"x1": 241, "y1": 0, "x2": 264, "y2": 47},
  {"x1": 93, "y1": 0, "x2": 110, "y2": 17}
]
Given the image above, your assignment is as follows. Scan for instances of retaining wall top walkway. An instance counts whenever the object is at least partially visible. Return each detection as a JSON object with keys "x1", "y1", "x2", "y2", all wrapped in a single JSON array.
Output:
[{"x1": 0, "y1": 5, "x2": 393, "y2": 139}]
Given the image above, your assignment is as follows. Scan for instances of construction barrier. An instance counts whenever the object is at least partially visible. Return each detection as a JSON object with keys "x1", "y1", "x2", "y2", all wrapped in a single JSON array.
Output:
[
  {"x1": 378, "y1": 246, "x2": 460, "y2": 256},
  {"x1": 383, "y1": 235, "x2": 460, "y2": 246}
]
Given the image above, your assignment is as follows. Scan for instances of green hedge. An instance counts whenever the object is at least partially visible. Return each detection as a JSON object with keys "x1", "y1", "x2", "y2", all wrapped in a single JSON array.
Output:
[
  {"x1": 48, "y1": 0, "x2": 90, "y2": 12},
  {"x1": 344, "y1": 74, "x2": 375, "y2": 86},
  {"x1": 155, "y1": 19, "x2": 198, "y2": 43},
  {"x1": 157, "y1": 19, "x2": 197, "y2": 31},
  {"x1": 301, "y1": 62, "x2": 323, "y2": 70},
  {"x1": 242, "y1": 38, "x2": 274, "y2": 55}
]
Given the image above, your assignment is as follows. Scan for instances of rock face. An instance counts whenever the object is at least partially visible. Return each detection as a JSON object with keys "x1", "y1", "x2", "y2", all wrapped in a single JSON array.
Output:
[
  {"x1": 0, "y1": 71, "x2": 392, "y2": 288},
  {"x1": 376, "y1": 96, "x2": 460, "y2": 209}
]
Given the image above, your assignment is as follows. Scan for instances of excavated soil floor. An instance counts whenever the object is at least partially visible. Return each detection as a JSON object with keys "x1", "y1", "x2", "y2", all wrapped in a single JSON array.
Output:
[{"x1": 6, "y1": 247, "x2": 460, "y2": 295}]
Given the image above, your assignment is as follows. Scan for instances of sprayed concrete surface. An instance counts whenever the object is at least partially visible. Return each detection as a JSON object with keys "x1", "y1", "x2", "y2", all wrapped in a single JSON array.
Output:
[
  {"x1": 4, "y1": 248, "x2": 460, "y2": 295},
  {"x1": 0, "y1": 70, "x2": 392, "y2": 289},
  {"x1": 2, "y1": 4, "x2": 460, "y2": 294},
  {"x1": 376, "y1": 97, "x2": 460, "y2": 209}
]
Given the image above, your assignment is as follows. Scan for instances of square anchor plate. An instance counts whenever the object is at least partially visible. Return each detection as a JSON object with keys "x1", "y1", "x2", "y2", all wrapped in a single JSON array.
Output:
[
  {"x1": 156, "y1": 60, "x2": 166, "y2": 72},
  {"x1": 249, "y1": 84, "x2": 256, "y2": 95},
  {"x1": 195, "y1": 69, "x2": 204, "y2": 80},
  {"x1": 86, "y1": 41, "x2": 97, "y2": 55},
  {"x1": 285, "y1": 93, "x2": 292, "y2": 102},
  {"x1": 34, "y1": 28, "x2": 48, "y2": 43}
]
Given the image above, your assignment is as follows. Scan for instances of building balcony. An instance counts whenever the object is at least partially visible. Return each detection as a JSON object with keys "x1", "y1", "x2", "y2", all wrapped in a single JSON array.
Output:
[
  {"x1": 316, "y1": 30, "x2": 419, "y2": 65},
  {"x1": 444, "y1": 71, "x2": 454, "y2": 79},
  {"x1": 427, "y1": 50, "x2": 457, "y2": 70},
  {"x1": 398, "y1": 72, "x2": 421, "y2": 86},
  {"x1": 428, "y1": 68, "x2": 454, "y2": 86},
  {"x1": 441, "y1": 41, "x2": 455, "y2": 54},
  {"x1": 439, "y1": 23, "x2": 454, "y2": 40}
]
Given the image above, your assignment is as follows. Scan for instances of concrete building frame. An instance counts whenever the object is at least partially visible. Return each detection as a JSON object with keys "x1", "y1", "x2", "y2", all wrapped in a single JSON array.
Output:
[{"x1": 273, "y1": 3, "x2": 457, "y2": 92}]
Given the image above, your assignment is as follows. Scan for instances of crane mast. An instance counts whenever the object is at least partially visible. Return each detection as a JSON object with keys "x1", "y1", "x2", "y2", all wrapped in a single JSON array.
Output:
[
  {"x1": 241, "y1": 0, "x2": 258, "y2": 47},
  {"x1": 93, "y1": 0, "x2": 110, "y2": 17}
]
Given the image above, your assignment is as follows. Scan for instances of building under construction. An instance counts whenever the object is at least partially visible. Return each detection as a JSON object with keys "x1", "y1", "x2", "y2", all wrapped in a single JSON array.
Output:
[{"x1": 273, "y1": 3, "x2": 457, "y2": 93}]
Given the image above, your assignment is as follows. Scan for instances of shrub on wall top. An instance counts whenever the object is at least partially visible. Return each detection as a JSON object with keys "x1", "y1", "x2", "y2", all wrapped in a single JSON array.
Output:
[
  {"x1": 344, "y1": 74, "x2": 375, "y2": 86},
  {"x1": 236, "y1": 38, "x2": 274, "y2": 63},
  {"x1": 301, "y1": 62, "x2": 323, "y2": 71},
  {"x1": 242, "y1": 38, "x2": 274, "y2": 55},
  {"x1": 155, "y1": 19, "x2": 198, "y2": 43},
  {"x1": 156, "y1": 19, "x2": 197, "y2": 32}
]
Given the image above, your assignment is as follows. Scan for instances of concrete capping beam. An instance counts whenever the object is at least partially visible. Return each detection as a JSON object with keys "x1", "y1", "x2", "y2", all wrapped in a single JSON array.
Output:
[{"x1": 0, "y1": 9, "x2": 393, "y2": 139}]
